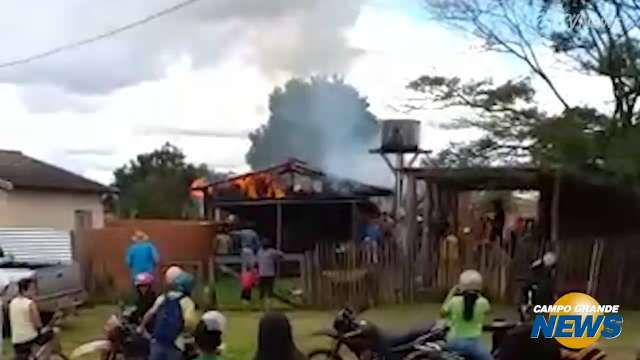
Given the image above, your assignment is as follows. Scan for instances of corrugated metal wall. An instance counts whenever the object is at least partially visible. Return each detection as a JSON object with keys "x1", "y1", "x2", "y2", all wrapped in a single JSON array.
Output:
[{"x1": 0, "y1": 228, "x2": 72, "y2": 264}]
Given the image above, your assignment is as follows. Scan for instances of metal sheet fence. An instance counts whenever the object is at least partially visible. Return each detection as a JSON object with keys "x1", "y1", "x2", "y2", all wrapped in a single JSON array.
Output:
[{"x1": 0, "y1": 228, "x2": 73, "y2": 264}]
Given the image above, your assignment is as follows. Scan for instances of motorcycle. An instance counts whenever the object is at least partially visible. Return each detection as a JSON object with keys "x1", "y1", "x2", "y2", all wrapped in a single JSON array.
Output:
[
  {"x1": 70, "y1": 305, "x2": 148, "y2": 360},
  {"x1": 307, "y1": 308, "x2": 459, "y2": 360},
  {"x1": 26, "y1": 311, "x2": 68, "y2": 360},
  {"x1": 70, "y1": 305, "x2": 198, "y2": 360}
]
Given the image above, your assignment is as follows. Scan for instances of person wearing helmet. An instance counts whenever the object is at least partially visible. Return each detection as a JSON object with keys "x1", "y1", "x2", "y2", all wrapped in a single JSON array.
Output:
[
  {"x1": 139, "y1": 270, "x2": 198, "y2": 360},
  {"x1": 132, "y1": 272, "x2": 157, "y2": 325},
  {"x1": 165, "y1": 265, "x2": 183, "y2": 285},
  {"x1": 441, "y1": 269, "x2": 492, "y2": 360},
  {"x1": 194, "y1": 311, "x2": 226, "y2": 360},
  {"x1": 529, "y1": 251, "x2": 558, "y2": 308}
]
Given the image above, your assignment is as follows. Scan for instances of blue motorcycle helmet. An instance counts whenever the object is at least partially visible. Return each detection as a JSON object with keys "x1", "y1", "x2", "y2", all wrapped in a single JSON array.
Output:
[{"x1": 172, "y1": 271, "x2": 195, "y2": 295}]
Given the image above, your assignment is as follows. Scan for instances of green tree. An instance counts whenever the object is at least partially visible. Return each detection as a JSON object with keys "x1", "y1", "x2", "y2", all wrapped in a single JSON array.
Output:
[
  {"x1": 412, "y1": 1, "x2": 640, "y2": 181},
  {"x1": 246, "y1": 76, "x2": 379, "y2": 169},
  {"x1": 113, "y1": 142, "x2": 209, "y2": 219}
]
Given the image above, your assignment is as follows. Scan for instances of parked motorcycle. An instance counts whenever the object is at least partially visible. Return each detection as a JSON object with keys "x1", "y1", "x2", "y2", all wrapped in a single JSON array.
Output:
[
  {"x1": 27, "y1": 311, "x2": 68, "y2": 360},
  {"x1": 307, "y1": 308, "x2": 459, "y2": 360},
  {"x1": 70, "y1": 305, "x2": 148, "y2": 360}
]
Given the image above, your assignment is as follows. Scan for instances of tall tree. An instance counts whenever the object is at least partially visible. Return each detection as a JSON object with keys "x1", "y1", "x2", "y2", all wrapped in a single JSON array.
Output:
[
  {"x1": 246, "y1": 76, "x2": 379, "y2": 170},
  {"x1": 415, "y1": 0, "x2": 640, "y2": 182},
  {"x1": 424, "y1": 0, "x2": 640, "y2": 126},
  {"x1": 113, "y1": 142, "x2": 208, "y2": 219}
]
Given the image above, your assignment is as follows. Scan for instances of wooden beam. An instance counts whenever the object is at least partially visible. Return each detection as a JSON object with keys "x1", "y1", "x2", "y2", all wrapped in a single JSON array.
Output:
[
  {"x1": 276, "y1": 203, "x2": 283, "y2": 250},
  {"x1": 351, "y1": 201, "x2": 358, "y2": 242}
]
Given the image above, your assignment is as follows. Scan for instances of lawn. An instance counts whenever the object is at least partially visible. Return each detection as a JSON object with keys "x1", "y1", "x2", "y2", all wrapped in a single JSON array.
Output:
[{"x1": 2, "y1": 303, "x2": 637, "y2": 360}]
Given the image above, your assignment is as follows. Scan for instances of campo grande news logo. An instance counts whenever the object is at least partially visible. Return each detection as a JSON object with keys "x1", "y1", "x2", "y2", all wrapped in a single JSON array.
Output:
[{"x1": 529, "y1": 292, "x2": 624, "y2": 349}]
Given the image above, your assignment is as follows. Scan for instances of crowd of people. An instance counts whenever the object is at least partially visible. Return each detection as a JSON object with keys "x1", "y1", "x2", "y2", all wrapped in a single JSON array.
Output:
[
  {"x1": 128, "y1": 266, "x2": 307, "y2": 360},
  {"x1": 2, "y1": 226, "x2": 601, "y2": 360}
]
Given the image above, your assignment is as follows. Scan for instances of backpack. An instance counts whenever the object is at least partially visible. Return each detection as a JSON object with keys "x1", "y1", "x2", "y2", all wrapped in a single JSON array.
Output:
[{"x1": 152, "y1": 293, "x2": 185, "y2": 346}]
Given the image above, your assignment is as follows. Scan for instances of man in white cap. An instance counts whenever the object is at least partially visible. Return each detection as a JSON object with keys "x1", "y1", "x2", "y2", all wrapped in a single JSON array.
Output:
[{"x1": 194, "y1": 311, "x2": 226, "y2": 360}]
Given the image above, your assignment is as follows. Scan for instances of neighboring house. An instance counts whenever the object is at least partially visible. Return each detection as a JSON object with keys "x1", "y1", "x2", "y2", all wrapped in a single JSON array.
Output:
[{"x1": 0, "y1": 150, "x2": 111, "y2": 231}]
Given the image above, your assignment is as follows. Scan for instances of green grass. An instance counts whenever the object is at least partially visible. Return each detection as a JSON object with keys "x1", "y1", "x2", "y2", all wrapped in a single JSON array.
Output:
[{"x1": 3, "y1": 303, "x2": 637, "y2": 359}]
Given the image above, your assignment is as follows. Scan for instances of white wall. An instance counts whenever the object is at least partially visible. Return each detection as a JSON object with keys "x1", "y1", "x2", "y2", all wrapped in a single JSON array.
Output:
[
  {"x1": 0, "y1": 189, "x2": 104, "y2": 230},
  {"x1": 0, "y1": 188, "x2": 8, "y2": 223}
]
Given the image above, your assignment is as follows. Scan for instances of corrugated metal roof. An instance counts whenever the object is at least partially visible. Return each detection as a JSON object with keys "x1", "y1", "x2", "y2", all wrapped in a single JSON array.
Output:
[{"x1": 0, "y1": 228, "x2": 72, "y2": 264}]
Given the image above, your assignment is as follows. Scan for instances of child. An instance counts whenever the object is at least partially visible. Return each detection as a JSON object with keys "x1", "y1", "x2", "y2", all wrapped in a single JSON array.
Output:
[
  {"x1": 240, "y1": 267, "x2": 257, "y2": 306},
  {"x1": 194, "y1": 311, "x2": 227, "y2": 360}
]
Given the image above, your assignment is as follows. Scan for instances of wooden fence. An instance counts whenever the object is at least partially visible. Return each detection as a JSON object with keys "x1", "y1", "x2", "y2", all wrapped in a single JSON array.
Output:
[
  {"x1": 557, "y1": 236, "x2": 640, "y2": 306},
  {"x1": 75, "y1": 219, "x2": 217, "y2": 295},
  {"x1": 431, "y1": 235, "x2": 640, "y2": 306},
  {"x1": 303, "y1": 243, "x2": 410, "y2": 309}
]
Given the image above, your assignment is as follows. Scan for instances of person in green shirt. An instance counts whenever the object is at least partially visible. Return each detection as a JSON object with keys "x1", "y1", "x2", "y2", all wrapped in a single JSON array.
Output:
[
  {"x1": 194, "y1": 311, "x2": 227, "y2": 360},
  {"x1": 441, "y1": 269, "x2": 493, "y2": 360}
]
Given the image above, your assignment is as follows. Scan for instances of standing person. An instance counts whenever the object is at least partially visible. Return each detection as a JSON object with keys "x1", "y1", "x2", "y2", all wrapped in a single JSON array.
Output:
[
  {"x1": 234, "y1": 224, "x2": 260, "y2": 272},
  {"x1": 139, "y1": 270, "x2": 198, "y2": 360},
  {"x1": 441, "y1": 270, "x2": 492, "y2": 360},
  {"x1": 10, "y1": 278, "x2": 51, "y2": 360},
  {"x1": 194, "y1": 311, "x2": 227, "y2": 360},
  {"x1": 490, "y1": 200, "x2": 505, "y2": 245},
  {"x1": 257, "y1": 240, "x2": 284, "y2": 309},
  {"x1": 126, "y1": 230, "x2": 160, "y2": 281},
  {"x1": 254, "y1": 312, "x2": 307, "y2": 360},
  {"x1": 363, "y1": 217, "x2": 383, "y2": 264},
  {"x1": 240, "y1": 266, "x2": 258, "y2": 307}
]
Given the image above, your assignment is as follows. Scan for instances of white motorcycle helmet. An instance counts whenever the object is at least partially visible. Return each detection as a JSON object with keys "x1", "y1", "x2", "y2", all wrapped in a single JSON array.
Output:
[
  {"x1": 542, "y1": 252, "x2": 557, "y2": 267},
  {"x1": 458, "y1": 269, "x2": 483, "y2": 292}
]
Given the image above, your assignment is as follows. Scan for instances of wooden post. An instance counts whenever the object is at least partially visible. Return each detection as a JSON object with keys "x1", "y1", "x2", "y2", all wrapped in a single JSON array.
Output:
[
  {"x1": 406, "y1": 174, "x2": 418, "y2": 302},
  {"x1": 276, "y1": 203, "x2": 283, "y2": 250},
  {"x1": 421, "y1": 178, "x2": 430, "y2": 289},
  {"x1": 351, "y1": 201, "x2": 358, "y2": 242},
  {"x1": 551, "y1": 172, "x2": 561, "y2": 250}
]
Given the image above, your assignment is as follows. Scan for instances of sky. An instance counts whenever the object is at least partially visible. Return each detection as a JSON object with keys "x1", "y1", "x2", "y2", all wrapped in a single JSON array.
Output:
[{"x1": 0, "y1": 0, "x2": 613, "y2": 185}]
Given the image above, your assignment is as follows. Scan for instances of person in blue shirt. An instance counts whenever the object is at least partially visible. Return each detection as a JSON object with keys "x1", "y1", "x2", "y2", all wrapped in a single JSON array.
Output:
[
  {"x1": 126, "y1": 230, "x2": 160, "y2": 280},
  {"x1": 363, "y1": 218, "x2": 383, "y2": 263}
]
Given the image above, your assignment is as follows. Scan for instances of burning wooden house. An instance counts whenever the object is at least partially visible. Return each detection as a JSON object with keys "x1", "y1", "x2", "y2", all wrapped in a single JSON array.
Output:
[{"x1": 196, "y1": 159, "x2": 392, "y2": 253}]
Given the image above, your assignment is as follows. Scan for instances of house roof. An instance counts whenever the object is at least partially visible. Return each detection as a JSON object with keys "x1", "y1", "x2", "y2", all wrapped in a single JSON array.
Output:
[
  {"x1": 0, "y1": 150, "x2": 112, "y2": 193},
  {"x1": 402, "y1": 166, "x2": 549, "y2": 190},
  {"x1": 198, "y1": 158, "x2": 392, "y2": 203}
]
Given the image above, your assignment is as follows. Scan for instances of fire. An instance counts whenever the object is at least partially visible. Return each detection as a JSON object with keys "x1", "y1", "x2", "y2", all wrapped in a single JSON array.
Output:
[{"x1": 231, "y1": 172, "x2": 286, "y2": 199}]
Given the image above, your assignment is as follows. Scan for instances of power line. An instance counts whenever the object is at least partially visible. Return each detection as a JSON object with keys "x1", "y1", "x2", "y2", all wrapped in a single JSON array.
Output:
[{"x1": 0, "y1": 0, "x2": 205, "y2": 70}]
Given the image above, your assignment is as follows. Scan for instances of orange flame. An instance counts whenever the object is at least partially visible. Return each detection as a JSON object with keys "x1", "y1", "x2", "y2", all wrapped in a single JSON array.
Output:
[{"x1": 232, "y1": 173, "x2": 286, "y2": 199}]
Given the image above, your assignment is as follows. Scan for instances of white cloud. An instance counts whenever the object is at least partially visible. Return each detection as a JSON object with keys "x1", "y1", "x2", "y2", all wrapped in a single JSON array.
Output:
[{"x1": 0, "y1": 0, "x2": 616, "y2": 186}]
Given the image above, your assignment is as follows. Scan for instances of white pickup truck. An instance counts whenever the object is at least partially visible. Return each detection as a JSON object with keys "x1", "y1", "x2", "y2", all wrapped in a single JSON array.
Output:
[{"x1": 0, "y1": 228, "x2": 87, "y2": 318}]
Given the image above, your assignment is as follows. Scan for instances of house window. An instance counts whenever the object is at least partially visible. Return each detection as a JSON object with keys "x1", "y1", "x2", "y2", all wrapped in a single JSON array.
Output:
[{"x1": 74, "y1": 210, "x2": 93, "y2": 230}]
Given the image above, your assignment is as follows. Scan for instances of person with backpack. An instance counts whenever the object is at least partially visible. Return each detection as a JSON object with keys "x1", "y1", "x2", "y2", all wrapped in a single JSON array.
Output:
[{"x1": 139, "y1": 270, "x2": 198, "y2": 360}]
